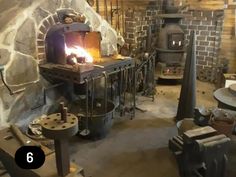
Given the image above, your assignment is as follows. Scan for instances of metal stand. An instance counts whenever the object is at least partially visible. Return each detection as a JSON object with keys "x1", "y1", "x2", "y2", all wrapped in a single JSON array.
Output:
[{"x1": 41, "y1": 103, "x2": 78, "y2": 177}]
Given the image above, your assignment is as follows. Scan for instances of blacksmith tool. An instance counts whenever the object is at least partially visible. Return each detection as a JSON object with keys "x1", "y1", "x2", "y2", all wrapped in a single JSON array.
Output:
[
  {"x1": 169, "y1": 126, "x2": 230, "y2": 177},
  {"x1": 10, "y1": 124, "x2": 41, "y2": 147},
  {"x1": 41, "y1": 103, "x2": 78, "y2": 177}
]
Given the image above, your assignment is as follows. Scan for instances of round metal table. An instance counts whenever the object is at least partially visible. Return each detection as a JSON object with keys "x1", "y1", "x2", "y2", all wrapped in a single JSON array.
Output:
[{"x1": 214, "y1": 84, "x2": 236, "y2": 111}]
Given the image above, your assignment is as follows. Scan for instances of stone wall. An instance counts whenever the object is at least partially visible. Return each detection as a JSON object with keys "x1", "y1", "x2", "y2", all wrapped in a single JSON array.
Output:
[
  {"x1": 124, "y1": 2, "x2": 162, "y2": 55},
  {"x1": 180, "y1": 9, "x2": 224, "y2": 81},
  {"x1": 0, "y1": 0, "x2": 120, "y2": 127}
]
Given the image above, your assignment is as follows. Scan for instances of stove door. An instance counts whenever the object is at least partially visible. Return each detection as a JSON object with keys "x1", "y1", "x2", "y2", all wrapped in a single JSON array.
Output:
[{"x1": 168, "y1": 33, "x2": 184, "y2": 50}]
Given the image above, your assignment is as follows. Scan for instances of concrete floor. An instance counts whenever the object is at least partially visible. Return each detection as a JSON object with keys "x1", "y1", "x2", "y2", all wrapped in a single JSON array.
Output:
[
  {"x1": 69, "y1": 80, "x2": 229, "y2": 177},
  {"x1": 2, "y1": 81, "x2": 235, "y2": 177}
]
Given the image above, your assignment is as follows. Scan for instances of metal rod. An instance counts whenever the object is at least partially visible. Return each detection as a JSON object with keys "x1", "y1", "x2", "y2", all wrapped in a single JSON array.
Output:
[
  {"x1": 90, "y1": 78, "x2": 95, "y2": 120},
  {"x1": 110, "y1": 1, "x2": 113, "y2": 24},
  {"x1": 144, "y1": 64, "x2": 147, "y2": 94},
  {"x1": 10, "y1": 124, "x2": 30, "y2": 146},
  {"x1": 103, "y1": 72, "x2": 108, "y2": 113},
  {"x1": 119, "y1": 69, "x2": 123, "y2": 116},
  {"x1": 132, "y1": 67, "x2": 136, "y2": 119},
  {"x1": 61, "y1": 107, "x2": 68, "y2": 123},
  {"x1": 104, "y1": 0, "x2": 108, "y2": 21},
  {"x1": 110, "y1": 76, "x2": 113, "y2": 101},
  {"x1": 85, "y1": 78, "x2": 89, "y2": 135},
  {"x1": 121, "y1": 0, "x2": 125, "y2": 36},
  {"x1": 129, "y1": 68, "x2": 132, "y2": 113},
  {"x1": 96, "y1": 0, "x2": 99, "y2": 13},
  {"x1": 116, "y1": 0, "x2": 119, "y2": 30},
  {"x1": 123, "y1": 69, "x2": 128, "y2": 115},
  {"x1": 152, "y1": 54, "x2": 156, "y2": 101}
]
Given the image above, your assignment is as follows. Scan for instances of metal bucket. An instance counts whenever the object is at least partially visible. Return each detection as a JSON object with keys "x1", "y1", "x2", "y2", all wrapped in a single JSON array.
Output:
[
  {"x1": 77, "y1": 98, "x2": 115, "y2": 139},
  {"x1": 176, "y1": 118, "x2": 199, "y2": 135}
]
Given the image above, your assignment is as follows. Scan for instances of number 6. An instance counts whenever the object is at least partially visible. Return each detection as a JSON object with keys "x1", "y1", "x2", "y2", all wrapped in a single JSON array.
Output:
[{"x1": 27, "y1": 152, "x2": 33, "y2": 163}]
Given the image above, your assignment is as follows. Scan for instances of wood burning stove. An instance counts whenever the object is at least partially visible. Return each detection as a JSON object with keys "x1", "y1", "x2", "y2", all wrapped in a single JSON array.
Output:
[{"x1": 156, "y1": 11, "x2": 185, "y2": 79}]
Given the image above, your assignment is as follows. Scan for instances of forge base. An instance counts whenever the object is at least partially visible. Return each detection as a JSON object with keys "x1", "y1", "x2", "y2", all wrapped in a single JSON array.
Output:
[
  {"x1": 0, "y1": 128, "x2": 84, "y2": 177},
  {"x1": 39, "y1": 57, "x2": 134, "y2": 84}
]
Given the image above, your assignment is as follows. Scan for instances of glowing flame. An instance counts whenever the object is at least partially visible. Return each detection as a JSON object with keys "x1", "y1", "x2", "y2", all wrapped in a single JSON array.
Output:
[{"x1": 65, "y1": 44, "x2": 93, "y2": 63}]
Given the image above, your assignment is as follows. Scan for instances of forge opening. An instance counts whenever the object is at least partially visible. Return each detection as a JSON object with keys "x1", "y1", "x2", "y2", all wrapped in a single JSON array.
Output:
[{"x1": 45, "y1": 22, "x2": 102, "y2": 66}]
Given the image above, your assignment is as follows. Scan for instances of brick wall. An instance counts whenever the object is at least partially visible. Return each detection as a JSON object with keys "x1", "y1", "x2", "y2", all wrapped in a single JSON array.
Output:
[
  {"x1": 124, "y1": 3, "x2": 162, "y2": 55},
  {"x1": 180, "y1": 9, "x2": 224, "y2": 81}
]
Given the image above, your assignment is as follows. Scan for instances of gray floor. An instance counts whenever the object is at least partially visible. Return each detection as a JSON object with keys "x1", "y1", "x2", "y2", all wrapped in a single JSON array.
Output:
[
  {"x1": 69, "y1": 81, "x2": 230, "y2": 177},
  {"x1": 2, "y1": 81, "x2": 235, "y2": 177}
]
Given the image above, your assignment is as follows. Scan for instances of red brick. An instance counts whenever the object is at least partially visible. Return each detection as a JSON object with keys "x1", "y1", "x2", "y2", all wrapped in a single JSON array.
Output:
[
  {"x1": 43, "y1": 19, "x2": 50, "y2": 29},
  {"x1": 39, "y1": 25, "x2": 47, "y2": 34},
  {"x1": 37, "y1": 40, "x2": 44, "y2": 47},
  {"x1": 37, "y1": 33, "x2": 45, "y2": 40}
]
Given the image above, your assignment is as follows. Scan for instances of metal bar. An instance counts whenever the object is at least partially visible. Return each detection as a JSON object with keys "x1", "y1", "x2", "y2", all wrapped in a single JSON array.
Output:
[
  {"x1": 152, "y1": 54, "x2": 156, "y2": 101},
  {"x1": 61, "y1": 107, "x2": 68, "y2": 123},
  {"x1": 85, "y1": 78, "x2": 89, "y2": 135},
  {"x1": 119, "y1": 69, "x2": 123, "y2": 116},
  {"x1": 54, "y1": 139, "x2": 70, "y2": 177},
  {"x1": 132, "y1": 67, "x2": 136, "y2": 119},
  {"x1": 10, "y1": 125, "x2": 30, "y2": 146},
  {"x1": 116, "y1": 0, "x2": 119, "y2": 30},
  {"x1": 90, "y1": 78, "x2": 95, "y2": 120},
  {"x1": 110, "y1": 1, "x2": 113, "y2": 24},
  {"x1": 121, "y1": 0, "x2": 125, "y2": 36},
  {"x1": 104, "y1": 0, "x2": 108, "y2": 21},
  {"x1": 96, "y1": 0, "x2": 99, "y2": 13},
  {"x1": 143, "y1": 64, "x2": 147, "y2": 94},
  {"x1": 129, "y1": 68, "x2": 133, "y2": 114},
  {"x1": 103, "y1": 72, "x2": 108, "y2": 113},
  {"x1": 118, "y1": 0, "x2": 120, "y2": 31},
  {"x1": 123, "y1": 69, "x2": 128, "y2": 115},
  {"x1": 110, "y1": 76, "x2": 113, "y2": 101}
]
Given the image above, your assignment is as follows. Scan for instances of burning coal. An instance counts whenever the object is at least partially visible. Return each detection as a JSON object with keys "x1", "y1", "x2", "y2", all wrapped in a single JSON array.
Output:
[{"x1": 65, "y1": 44, "x2": 93, "y2": 64}]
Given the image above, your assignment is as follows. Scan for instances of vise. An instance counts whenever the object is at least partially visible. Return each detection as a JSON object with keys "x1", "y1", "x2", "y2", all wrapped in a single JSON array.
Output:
[{"x1": 169, "y1": 126, "x2": 230, "y2": 177}]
